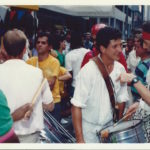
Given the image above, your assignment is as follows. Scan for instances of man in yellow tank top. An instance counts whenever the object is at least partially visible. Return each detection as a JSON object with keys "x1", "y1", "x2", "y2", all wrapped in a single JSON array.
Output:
[{"x1": 27, "y1": 32, "x2": 61, "y2": 122}]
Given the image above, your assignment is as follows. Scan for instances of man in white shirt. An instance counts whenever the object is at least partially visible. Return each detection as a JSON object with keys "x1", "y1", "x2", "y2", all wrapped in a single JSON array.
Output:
[
  {"x1": 126, "y1": 34, "x2": 141, "y2": 74},
  {"x1": 65, "y1": 32, "x2": 90, "y2": 97},
  {"x1": 63, "y1": 31, "x2": 71, "y2": 55},
  {"x1": 71, "y1": 27, "x2": 129, "y2": 143},
  {"x1": 0, "y1": 29, "x2": 54, "y2": 143}
]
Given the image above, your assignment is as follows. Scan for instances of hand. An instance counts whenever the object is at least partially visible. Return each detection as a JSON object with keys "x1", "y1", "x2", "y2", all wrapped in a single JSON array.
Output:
[
  {"x1": 116, "y1": 73, "x2": 136, "y2": 84},
  {"x1": 42, "y1": 102, "x2": 54, "y2": 112},
  {"x1": 24, "y1": 109, "x2": 33, "y2": 120},
  {"x1": 50, "y1": 49, "x2": 58, "y2": 57},
  {"x1": 12, "y1": 103, "x2": 33, "y2": 121},
  {"x1": 125, "y1": 102, "x2": 139, "y2": 120}
]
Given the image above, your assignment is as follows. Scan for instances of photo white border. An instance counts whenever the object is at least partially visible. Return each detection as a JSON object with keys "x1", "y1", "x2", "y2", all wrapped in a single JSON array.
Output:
[{"x1": 0, "y1": 0, "x2": 150, "y2": 149}]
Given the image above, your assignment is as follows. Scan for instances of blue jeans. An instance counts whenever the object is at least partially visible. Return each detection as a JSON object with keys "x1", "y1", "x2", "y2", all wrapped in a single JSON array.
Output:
[{"x1": 50, "y1": 102, "x2": 61, "y2": 122}]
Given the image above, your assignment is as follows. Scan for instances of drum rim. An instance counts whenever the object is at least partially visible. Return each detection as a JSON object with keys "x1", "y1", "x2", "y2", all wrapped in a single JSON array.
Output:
[
  {"x1": 106, "y1": 120, "x2": 142, "y2": 135},
  {"x1": 111, "y1": 120, "x2": 142, "y2": 135}
]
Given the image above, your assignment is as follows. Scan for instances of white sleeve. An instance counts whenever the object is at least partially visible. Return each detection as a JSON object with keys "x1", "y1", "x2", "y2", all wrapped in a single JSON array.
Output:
[
  {"x1": 116, "y1": 83, "x2": 130, "y2": 103},
  {"x1": 65, "y1": 54, "x2": 72, "y2": 72},
  {"x1": 41, "y1": 79, "x2": 53, "y2": 104},
  {"x1": 70, "y1": 65, "x2": 92, "y2": 108},
  {"x1": 116, "y1": 64, "x2": 130, "y2": 103}
]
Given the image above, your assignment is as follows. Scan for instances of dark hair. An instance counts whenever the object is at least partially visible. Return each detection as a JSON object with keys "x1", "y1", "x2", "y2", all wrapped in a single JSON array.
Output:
[
  {"x1": 96, "y1": 27, "x2": 122, "y2": 51},
  {"x1": 70, "y1": 32, "x2": 82, "y2": 49},
  {"x1": 53, "y1": 35, "x2": 65, "y2": 50},
  {"x1": 127, "y1": 37, "x2": 134, "y2": 42},
  {"x1": 3, "y1": 30, "x2": 26, "y2": 57},
  {"x1": 36, "y1": 32, "x2": 52, "y2": 45},
  {"x1": 65, "y1": 30, "x2": 71, "y2": 37},
  {"x1": 135, "y1": 34, "x2": 143, "y2": 47},
  {"x1": 142, "y1": 21, "x2": 150, "y2": 33}
]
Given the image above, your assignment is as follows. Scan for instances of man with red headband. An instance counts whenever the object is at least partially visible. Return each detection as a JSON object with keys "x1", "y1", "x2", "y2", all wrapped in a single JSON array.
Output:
[
  {"x1": 117, "y1": 21, "x2": 150, "y2": 117},
  {"x1": 81, "y1": 24, "x2": 128, "y2": 72}
]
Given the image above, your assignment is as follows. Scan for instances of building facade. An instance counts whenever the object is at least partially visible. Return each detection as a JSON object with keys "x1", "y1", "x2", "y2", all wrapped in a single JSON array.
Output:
[{"x1": 39, "y1": 5, "x2": 141, "y2": 40}]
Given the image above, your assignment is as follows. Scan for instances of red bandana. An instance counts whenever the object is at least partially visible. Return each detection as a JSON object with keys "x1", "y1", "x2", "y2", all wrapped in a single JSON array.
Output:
[{"x1": 142, "y1": 32, "x2": 150, "y2": 40}]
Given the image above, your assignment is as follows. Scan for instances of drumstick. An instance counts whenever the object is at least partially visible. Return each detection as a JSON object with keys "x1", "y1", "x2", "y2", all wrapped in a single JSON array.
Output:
[
  {"x1": 113, "y1": 113, "x2": 131, "y2": 127},
  {"x1": 24, "y1": 78, "x2": 47, "y2": 119}
]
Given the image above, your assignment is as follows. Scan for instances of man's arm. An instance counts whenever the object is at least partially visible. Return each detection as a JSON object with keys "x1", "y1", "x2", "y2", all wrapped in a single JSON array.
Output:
[
  {"x1": 58, "y1": 71, "x2": 72, "y2": 81},
  {"x1": 48, "y1": 77, "x2": 56, "y2": 90},
  {"x1": 134, "y1": 82, "x2": 150, "y2": 105},
  {"x1": 42, "y1": 101, "x2": 54, "y2": 112},
  {"x1": 118, "y1": 73, "x2": 150, "y2": 105},
  {"x1": 11, "y1": 103, "x2": 33, "y2": 121},
  {"x1": 71, "y1": 105, "x2": 85, "y2": 143}
]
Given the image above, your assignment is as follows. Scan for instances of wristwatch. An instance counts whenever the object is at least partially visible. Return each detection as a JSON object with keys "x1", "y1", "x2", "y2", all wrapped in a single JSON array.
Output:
[{"x1": 131, "y1": 77, "x2": 139, "y2": 86}]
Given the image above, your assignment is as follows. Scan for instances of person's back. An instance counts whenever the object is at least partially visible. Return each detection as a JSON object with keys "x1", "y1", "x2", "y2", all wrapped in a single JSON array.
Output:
[
  {"x1": 0, "y1": 29, "x2": 53, "y2": 143},
  {"x1": 65, "y1": 47, "x2": 90, "y2": 87},
  {"x1": 0, "y1": 59, "x2": 52, "y2": 139}
]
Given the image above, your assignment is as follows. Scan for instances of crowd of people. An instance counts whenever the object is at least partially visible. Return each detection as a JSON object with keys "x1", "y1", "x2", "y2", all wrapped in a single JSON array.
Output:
[{"x1": 0, "y1": 20, "x2": 150, "y2": 143}]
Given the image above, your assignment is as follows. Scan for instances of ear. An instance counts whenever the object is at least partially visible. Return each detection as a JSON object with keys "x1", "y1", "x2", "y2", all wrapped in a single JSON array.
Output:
[
  {"x1": 20, "y1": 47, "x2": 26, "y2": 58},
  {"x1": 23, "y1": 47, "x2": 26, "y2": 55},
  {"x1": 100, "y1": 45, "x2": 106, "y2": 54},
  {"x1": 1, "y1": 47, "x2": 9, "y2": 60}
]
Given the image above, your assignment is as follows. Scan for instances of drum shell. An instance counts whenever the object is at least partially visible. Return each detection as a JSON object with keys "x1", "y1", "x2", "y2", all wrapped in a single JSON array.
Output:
[{"x1": 100, "y1": 121, "x2": 146, "y2": 143}]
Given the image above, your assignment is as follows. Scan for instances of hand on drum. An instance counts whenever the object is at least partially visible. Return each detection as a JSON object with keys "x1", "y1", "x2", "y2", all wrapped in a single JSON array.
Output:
[{"x1": 125, "y1": 102, "x2": 140, "y2": 120}]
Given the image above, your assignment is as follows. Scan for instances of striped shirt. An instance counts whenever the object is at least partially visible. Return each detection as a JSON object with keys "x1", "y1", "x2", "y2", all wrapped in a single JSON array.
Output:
[{"x1": 131, "y1": 58, "x2": 150, "y2": 101}]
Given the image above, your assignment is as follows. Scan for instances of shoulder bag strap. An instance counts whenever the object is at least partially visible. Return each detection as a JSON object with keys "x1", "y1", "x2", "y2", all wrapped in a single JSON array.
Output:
[{"x1": 92, "y1": 56, "x2": 118, "y2": 122}]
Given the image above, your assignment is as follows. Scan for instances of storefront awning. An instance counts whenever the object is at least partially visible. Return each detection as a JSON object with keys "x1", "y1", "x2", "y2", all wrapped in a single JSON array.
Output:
[
  {"x1": 40, "y1": 5, "x2": 113, "y2": 17},
  {"x1": 10, "y1": 5, "x2": 39, "y2": 11}
]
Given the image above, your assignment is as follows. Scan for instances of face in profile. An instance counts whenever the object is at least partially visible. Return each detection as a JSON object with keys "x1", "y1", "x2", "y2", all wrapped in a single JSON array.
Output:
[
  {"x1": 143, "y1": 39, "x2": 150, "y2": 52},
  {"x1": 135, "y1": 43, "x2": 144, "y2": 57},
  {"x1": 101, "y1": 39, "x2": 122, "y2": 62},
  {"x1": 60, "y1": 40, "x2": 66, "y2": 50}
]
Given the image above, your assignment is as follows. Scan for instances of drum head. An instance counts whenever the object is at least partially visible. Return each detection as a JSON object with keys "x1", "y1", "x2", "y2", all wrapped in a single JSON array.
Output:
[{"x1": 102, "y1": 120, "x2": 141, "y2": 134}]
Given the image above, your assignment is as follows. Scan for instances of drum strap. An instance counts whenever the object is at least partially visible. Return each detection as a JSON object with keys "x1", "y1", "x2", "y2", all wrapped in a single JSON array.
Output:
[{"x1": 92, "y1": 56, "x2": 118, "y2": 123}]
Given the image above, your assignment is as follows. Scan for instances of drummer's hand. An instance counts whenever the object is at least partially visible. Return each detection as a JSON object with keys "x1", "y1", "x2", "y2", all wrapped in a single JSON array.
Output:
[
  {"x1": 125, "y1": 102, "x2": 139, "y2": 120},
  {"x1": 116, "y1": 73, "x2": 136, "y2": 84},
  {"x1": 12, "y1": 103, "x2": 33, "y2": 122}
]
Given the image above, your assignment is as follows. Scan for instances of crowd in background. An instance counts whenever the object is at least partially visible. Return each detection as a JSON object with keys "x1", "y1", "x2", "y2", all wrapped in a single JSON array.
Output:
[{"x1": 0, "y1": 20, "x2": 150, "y2": 143}]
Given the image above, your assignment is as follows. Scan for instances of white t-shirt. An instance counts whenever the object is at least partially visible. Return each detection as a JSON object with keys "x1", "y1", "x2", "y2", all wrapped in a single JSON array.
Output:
[
  {"x1": 63, "y1": 41, "x2": 70, "y2": 55},
  {"x1": 71, "y1": 57, "x2": 130, "y2": 143},
  {"x1": 0, "y1": 59, "x2": 53, "y2": 135},
  {"x1": 126, "y1": 49, "x2": 141, "y2": 73},
  {"x1": 65, "y1": 47, "x2": 90, "y2": 87}
]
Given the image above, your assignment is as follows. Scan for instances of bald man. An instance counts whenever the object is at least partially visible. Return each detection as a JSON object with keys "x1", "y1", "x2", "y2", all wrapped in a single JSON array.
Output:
[{"x1": 0, "y1": 29, "x2": 54, "y2": 143}]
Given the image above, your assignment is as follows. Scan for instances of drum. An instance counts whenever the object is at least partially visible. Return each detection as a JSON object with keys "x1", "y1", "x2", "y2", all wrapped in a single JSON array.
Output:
[
  {"x1": 39, "y1": 111, "x2": 76, "y2": 143},
  {"x1": 131, "y1": 108, "x2": 150, "y2": 142},
  {"x1": 99, "y1": 120, "x2": 146, "y2": 143}
]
